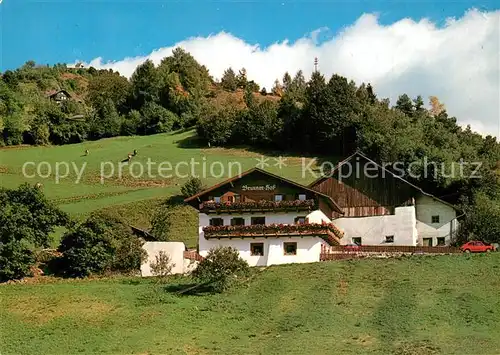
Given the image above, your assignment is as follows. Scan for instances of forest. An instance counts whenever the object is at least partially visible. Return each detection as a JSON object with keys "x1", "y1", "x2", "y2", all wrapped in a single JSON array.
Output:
[{"x1": 1, "y1": 48, "x2": 499, "y2": 244}]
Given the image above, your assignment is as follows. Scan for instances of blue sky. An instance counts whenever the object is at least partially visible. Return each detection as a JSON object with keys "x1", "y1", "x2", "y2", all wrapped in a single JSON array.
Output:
[{"x1": 0, "y1": 0, "x2": 497, "y2": 70}]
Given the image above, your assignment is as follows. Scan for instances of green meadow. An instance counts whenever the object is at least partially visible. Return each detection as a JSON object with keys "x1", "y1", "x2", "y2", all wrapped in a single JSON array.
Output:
[
  {"x1": 1, "y1": 254, "x2": 499, "y2": 355},
  {"x1": 2, "y1": 132, "x2": 499, "y2": 355},
  {"x1": 0, "y1": 130, "x2": 324, "y2": 247}
]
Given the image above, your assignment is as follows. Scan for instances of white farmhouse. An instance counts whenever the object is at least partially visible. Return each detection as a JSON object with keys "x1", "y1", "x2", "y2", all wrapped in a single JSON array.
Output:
[
  {"x1": 185, "y1": 152, "x2": 462, "y2": 266},
  {"x1": 184, "y1": 168, "x2": 344, "y2": 267}
]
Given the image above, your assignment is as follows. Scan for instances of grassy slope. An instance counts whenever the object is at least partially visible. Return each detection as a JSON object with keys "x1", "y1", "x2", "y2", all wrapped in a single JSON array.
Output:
[
  {"x1": 1, "y1": 254, "x2": 499, "y2": 355},
  {"x1": 0, "y1": 130, "x2": 326, "y2": 247}
]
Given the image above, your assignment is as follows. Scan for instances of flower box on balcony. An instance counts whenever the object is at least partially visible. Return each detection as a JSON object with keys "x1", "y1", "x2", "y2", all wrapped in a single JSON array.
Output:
[
  {"x1": 200, "y1": 199, "x2": 316, "y2": 213},
  {"x1": 202, "y1": 222, "x2": 343, "y2": 245}
]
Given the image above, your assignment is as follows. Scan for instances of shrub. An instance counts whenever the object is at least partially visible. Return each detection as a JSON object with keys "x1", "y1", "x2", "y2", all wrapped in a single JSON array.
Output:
[
  {"x1": 192, "y1": 246, "x2": 250, "y2": 293},
  {"x1": 121, "y1": 110, "x2": 141, "y2": 136},
  {"x1": 0, "y1": 241, "x2": 35, "y2": 282},
  {"x1": 150, "y1": 207, "x2": 173, "y2": 242},
  {"x1": 181, "y1": 177, "x2": 204, "y2": 198},
  {"x1": 138, "y1": 102, "x2": 177, "y2": 135},
  {"x1": 150, "y1": 251, "x2": 175, "y2": 281},
  {"x1": 30, "y1": 122, "x2": 51, "y2": 145},
  {"x1": 57, "y1": 213, "x2": 146, "y2": 277}
]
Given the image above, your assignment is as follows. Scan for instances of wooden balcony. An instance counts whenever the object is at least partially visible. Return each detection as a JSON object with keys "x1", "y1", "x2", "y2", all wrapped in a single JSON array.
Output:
[
  {"x1": 199, "y1": 199, "x2": 317, "y2": 213},
  {"x1": 202, "y1": 222, "x2": 343, "y2": 245}
]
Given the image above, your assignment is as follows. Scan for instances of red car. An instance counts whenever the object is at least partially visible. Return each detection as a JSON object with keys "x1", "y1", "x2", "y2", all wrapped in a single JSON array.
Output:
[{"x1": 460, "y1": 241, "x2": 495, "y2": 253}]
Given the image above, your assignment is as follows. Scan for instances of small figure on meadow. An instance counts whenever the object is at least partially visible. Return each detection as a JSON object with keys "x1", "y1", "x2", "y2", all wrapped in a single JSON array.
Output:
[{"x1": 85, "y1": 149, "x2": 89, "y2": 156}]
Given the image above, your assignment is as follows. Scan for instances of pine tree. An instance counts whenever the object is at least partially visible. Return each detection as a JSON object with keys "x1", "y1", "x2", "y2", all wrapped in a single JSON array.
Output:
[
  {"x1": 236, "y1": 68, "x2": 248, "y2": 89},
  {"x1": 395, "y1": 94, "x2": 414, "y2": 117},
  {"x1": 282, "y1": 72, "x2": 292, "y2": 92},
  {"x1": 220, "y1": 68, "x2": 237, "y2": 91}
]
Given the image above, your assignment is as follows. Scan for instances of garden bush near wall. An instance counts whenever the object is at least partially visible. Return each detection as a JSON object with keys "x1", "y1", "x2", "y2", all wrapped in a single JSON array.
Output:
[
  {"x1": 192, "y1": 246, "x2": 250, "y2": 293},
  {"x1": 57, "y1": 213, "x2": 147, "y2": 277}
]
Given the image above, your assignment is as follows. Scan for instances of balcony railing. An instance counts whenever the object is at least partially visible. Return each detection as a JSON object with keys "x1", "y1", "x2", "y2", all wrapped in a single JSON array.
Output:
[
  {"x1": 200, "y1": 199, "x2": 316, "y2": 213},
  {"x1": 202, "y1": 222, "x2": 343, "y2": 245}
]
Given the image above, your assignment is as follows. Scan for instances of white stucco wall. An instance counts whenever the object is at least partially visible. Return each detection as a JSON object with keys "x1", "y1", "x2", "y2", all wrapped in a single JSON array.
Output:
[
  {"x1": 306, "y1": 209, "x2": 332, "y2": 224},
  {"x1": 198, "y1": 209, "x2": 331, "y2": 266},
  {"x1": 415, "y1": 195, "x2": 458, "y2": 246},
  {"x1": 333, "y1": 206, "x2": 418, "y2": 246},
  {"x1": 199, "y1": 236, "x2": 324, "y2": 266},
  {"x1": 141, "y1": 242, "x2": 187, "y2": 276}
]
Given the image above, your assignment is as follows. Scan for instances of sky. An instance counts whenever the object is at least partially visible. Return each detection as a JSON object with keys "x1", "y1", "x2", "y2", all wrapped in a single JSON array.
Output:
[{"x1": 1, "y1": 0, "x2": 499, "y2": 137}]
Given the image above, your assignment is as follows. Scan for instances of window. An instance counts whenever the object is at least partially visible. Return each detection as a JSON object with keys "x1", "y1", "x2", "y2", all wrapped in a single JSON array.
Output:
[
  {"x1": 295, "y1": 216, "x2": 306, "y2": 224},
  {"x1": 274, "y1": 194, "x2": 283, "y2": 202},
  {"x1": 250, "y1": 243, "x2": 264, "y2": 256},
  {"x1": 352, "y1": 237, "x2": 362, "y2": 246},
  {"x1": 209, "y1": 218, "x2": 223, "y2": 226},
  {"x1": 283, "y1": 242, "x2": 297, "y2": 255},
  {"x1": 437, "y1": 237, "x2": 446, "y2": 246},
  {"x1": 234, "y1": 194, "x2": 241, "y2": 202},
  {"x1": 251, "y1": 217, "x2": 266, "y2": 225},
  {"x1": 231, "y1": 217, "x2": 245, "y2": 226},
  {"x1": 214, "y1": 196, "x2": 221, "y2": 203},
  {"x1": 385, "y1": 235, "x2": 394, "y2": 243},
  {"x1": 227, "y1": 195, "x2": 234, "y2": 203},
  {"x1": 298, "y1": 194, "x2": 306, "y2": 201},
  {"x1": 423, "y1": 238, "x2": 433, "y2": 247},
  {"x1": 431, "y1": 215, "x2": 440, "y2": 223}
]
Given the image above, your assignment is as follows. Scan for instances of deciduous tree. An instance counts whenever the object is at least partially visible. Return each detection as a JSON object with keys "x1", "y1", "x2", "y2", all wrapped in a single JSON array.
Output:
[{"x1": 0, "y1": 184, "x2": 68, "y2": 281}]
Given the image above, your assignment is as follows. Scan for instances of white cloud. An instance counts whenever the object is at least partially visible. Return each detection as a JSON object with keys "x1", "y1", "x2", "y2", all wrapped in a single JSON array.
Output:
[{"x1": 77, "y1": 9, "x2": 500, "y2": 138}]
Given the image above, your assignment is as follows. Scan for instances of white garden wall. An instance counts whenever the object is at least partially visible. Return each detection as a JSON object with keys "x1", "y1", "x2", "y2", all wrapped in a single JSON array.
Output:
[
  {"x1": 199, "y1": 236, "x2": 324, "y2": 267},
  {"x1": 141, "y1": 242, "x2": 187, "y2": 276}
]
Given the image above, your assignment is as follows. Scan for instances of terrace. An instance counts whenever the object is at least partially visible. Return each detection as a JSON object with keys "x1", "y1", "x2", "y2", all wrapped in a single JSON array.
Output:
[
  {"x1": 199, "y1": 199, "x2": 317, "y2": 213},
  {"x1": 203, "y1": 222, "x2": 344, "y2": 245}
]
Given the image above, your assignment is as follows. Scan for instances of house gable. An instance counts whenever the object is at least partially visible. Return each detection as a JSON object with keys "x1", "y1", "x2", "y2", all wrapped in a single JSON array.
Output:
[
  {"x1": 415, "y1": 194, "x2": 457, "y2": 227},
  {"x1": 310, "y1": 151, "x2": 458, "y2": 217},
  {"x1": 185, "y1": 168, "x2": 342, "y2": 216},
  {"x1": 48, "y1": 90, "x2": 72, "y2": 101}
]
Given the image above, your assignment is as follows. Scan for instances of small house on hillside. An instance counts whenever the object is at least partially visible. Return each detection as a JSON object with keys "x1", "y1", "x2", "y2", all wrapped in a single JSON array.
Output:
[
  {"x1": 185, "y1": 168, "x2": 345, "y2": 267},
  {"x1": 47, "y1": 90, "x2": 71, "y2": 103}
]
